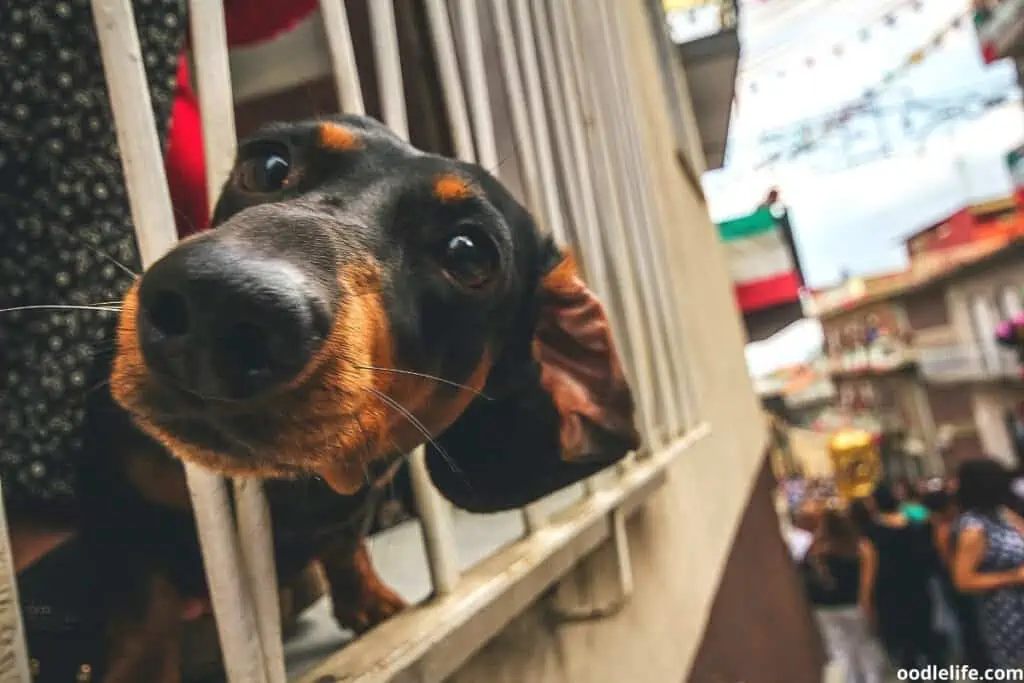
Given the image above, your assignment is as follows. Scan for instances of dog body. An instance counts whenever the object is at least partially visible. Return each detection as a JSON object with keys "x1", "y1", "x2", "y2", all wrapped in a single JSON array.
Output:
[{"x1": 59, "y1": 114, "x2": 639, "y2": 682}]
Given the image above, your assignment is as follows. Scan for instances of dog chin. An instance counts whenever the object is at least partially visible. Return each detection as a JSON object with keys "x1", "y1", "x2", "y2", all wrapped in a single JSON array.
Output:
[{"x1": 130, "y1": 407, "x2": 393, "y2": 494}]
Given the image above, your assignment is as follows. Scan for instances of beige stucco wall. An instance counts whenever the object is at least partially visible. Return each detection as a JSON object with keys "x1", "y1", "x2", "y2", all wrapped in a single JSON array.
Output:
[{"x1": 448, "y1": 4, "x2": 765, "y2": 683}]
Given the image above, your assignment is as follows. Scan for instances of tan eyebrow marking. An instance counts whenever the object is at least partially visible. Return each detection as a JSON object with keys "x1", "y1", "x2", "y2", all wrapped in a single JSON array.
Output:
[
  {"x1": 318, "y1": 122, "x2": 362, "y2": 151},
  {"x1": 433, "y1": 174, "x2": 475, "y2": 203}
]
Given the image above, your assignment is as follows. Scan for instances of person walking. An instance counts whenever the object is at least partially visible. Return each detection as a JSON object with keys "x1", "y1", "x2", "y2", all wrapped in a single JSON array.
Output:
[
  {"x1": 952, "y1": 459, "x2": 1024, "y2": 668},
  {"x1": 803, "y1": 510, "x2": 887, "y2": 683},
  {"x1": 864, "y1": 485, "x2": 943, "y2": 667},
  {"x1": 923, "y1": 488, "x2": 988, "y2": 667}
]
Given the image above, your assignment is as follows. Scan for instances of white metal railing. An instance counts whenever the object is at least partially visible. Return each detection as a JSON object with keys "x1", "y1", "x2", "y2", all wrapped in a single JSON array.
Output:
[
  {"x1": 0, "y1": 1, "x2": 702, "y2": 681},
  {"x1": 0, "y1": 481, "x2": 31, "y2": 683}
]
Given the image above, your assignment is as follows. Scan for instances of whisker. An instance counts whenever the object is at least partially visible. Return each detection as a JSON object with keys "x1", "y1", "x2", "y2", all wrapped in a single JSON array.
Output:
[
  {"x1": 85, "y1": 378, "x2": 112, "y2": 396},
  {"x1": 0, "y1": 304, "x2": 121, "y2": 314},
  {"x1": 354, "y1": 364, "x2": 491, "y2": 400},
  {"x1": 365, "y1": 386, "x2": 464, "y2": 479},
  {"x1": 48, "y1": 221, "x2": 141, "y2": 280}
]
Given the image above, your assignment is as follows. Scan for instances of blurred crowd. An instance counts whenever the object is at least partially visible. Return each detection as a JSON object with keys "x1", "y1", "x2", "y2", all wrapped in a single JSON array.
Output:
[{"x1": 783, "y1": 462, "x2": 1024, "y2": 680}]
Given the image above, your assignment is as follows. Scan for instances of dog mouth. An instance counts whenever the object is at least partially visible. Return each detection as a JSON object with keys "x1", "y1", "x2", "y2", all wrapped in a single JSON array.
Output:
[{"x1": 128, "y1": 377, "x2": 382, "y2": 480}]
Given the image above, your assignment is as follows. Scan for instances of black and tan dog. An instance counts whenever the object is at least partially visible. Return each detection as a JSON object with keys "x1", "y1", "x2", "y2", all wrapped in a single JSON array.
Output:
[{"x1": 48, "y1": 114, "x2": 639, "y2": 682}]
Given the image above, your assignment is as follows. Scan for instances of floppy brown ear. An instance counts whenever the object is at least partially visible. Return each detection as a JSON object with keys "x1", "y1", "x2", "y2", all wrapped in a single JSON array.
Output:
[{"x1": 426, "y1": 251, "x2": 641, "y2": 512}]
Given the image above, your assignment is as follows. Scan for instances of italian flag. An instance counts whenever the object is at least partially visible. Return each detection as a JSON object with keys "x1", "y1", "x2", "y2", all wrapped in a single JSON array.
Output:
[{"x1": 718, "y1": 207, "x2": 801, "y2": 313}]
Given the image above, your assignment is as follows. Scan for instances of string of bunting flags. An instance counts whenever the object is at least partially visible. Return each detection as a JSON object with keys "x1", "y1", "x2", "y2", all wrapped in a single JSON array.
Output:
[
  {"x1": 742, "y1": 0, "x2": 963, "y2": 92},
  {"x1": 744, "y1": 8, "x2": 1017, "y2": 169}
]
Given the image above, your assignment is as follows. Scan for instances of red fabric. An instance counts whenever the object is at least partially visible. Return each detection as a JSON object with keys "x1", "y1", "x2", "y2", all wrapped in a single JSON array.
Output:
[
  {"x1": 163, "y1": 0, "x2": 319, "y2": 238},
  {"x1": 165, "y1": 57, "x2": 209, "y2": 238},
  {"x1": 222, "y1": 0, "x2": 319, "y2": 47},
  {"x1": 733, "y1": 272, "x2": 802, "y2": 312}
]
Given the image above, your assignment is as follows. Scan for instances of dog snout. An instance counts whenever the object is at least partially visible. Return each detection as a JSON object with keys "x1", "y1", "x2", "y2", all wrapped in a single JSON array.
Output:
[{"x1": 136, "y1": 238, "x2": 333, "y2": 400}]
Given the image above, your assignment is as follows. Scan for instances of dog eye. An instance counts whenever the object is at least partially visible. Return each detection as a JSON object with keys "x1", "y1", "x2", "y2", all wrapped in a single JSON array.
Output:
[
  {"x1": 437, "y1": 230, "x2": 499, "y2": 290},
  {"x1": 235, "y1": 146, "x2": 292, "y2": 193}
]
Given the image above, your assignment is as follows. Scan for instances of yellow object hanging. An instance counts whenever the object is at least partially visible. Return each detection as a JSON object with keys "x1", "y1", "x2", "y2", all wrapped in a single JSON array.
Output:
[{"x1": 828, "y1": 428, "x2": 882, "y2": 501}]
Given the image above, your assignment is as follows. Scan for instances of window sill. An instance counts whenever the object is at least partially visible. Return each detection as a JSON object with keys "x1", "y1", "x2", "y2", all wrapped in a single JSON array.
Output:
[{"x1": 296, "y1": 423, "x2": 711, "y2": 683}]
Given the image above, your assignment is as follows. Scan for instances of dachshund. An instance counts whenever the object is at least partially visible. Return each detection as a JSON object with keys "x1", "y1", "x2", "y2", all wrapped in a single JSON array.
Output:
[{"x1": 29, "y1": 114, "x2": 640, "y2": 682}]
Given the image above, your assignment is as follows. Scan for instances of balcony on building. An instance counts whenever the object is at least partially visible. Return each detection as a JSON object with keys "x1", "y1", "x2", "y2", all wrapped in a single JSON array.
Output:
[
  {"x1": 916, "y1": 343, "x2": 1022, "y2": 383},
  {"x1": 666, "y1": 0, "x2": 740, "y2": 171}
]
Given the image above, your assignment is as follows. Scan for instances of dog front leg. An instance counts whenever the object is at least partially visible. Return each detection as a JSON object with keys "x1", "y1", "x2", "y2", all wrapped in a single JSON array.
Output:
[
  {"x1": 319, "y1": 539, "x2": 406, "y2": 635},
  {"x1": 102, "y1": 575, "x2": 184, "y2": 683}
]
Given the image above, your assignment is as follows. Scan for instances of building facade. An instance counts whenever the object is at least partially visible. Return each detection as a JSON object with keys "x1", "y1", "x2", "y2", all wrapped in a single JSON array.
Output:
[{"x1": 808, "y1": 198, "x2": 1024, "y2": 475}]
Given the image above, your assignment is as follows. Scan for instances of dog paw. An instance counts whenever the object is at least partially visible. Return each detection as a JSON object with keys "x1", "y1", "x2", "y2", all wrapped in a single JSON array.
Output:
[{"x1": 334, "y1": 583, "x2": 407, "y2": 635}]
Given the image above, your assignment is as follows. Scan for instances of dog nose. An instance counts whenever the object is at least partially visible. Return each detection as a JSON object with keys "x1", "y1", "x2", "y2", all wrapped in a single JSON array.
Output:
[{"x1": 136, "y1": 239, "x2": 332, "y2": 400}]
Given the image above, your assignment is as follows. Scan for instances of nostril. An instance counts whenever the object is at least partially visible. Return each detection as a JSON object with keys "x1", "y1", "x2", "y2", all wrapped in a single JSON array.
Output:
[{"x1": 147, "y1": 290, "x2": 190, "y2": 338}]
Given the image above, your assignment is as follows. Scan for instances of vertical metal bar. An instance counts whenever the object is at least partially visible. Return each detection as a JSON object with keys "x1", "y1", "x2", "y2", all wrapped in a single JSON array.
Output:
[
  {"x1": 554, "y1": 0, "x2": 661, "y2": 450},
  {"x1": 490, "y1": 0, "x2": 544, "y2": 224},
  {"x1": 601, "y1": 0, "x2": 696, "y2": 434},
  {"x1": 542, "y1": 0, "x2": 611, "y2": 306},
  {"x1": 190, "y1": 1, "x2": 286, "y2": 678},
  {"x1": 453, "y1": 0, "x2": 500, "y2": 169},
  {"x1": 320, "y1": 0, "x2": 367, "y2": 114},
  {"x1": 184, "y1": 471, "x2": 268, "y2": 683},
  {"x1": 91, "y1": 0, "x2": 179, "y2": 266},
  {"x1": 528, "y1": 0, "x2": 586, "y2": 266},
  {"x1": 369, "y1": 0, "x2": 460, "y2": 594},
  {"x1": 580, "y1": 0, "x2": 678, "y2": 443},
  {"x1": 0, "y1": 482, "x2": 31, "y2": 683},
  {"x1": 408, "y1": 457, "x2": 460, "y2": 593},
  {"x1": 189, "y1": 1, "x2": 238, "y2": 205},
  {"x1": 234, "y1": 480, "x2": 287, "y2": 683},
  {"x1": 611, "y1": 508, "x2": 634, "y2": 597},
  {"x1": 367, "y1": 0, "x2": 409, "y2": 139},
  {"x1": 93, "y1": 1, "x2": 270, "y2": 681},
  {"x1": 507, "y1": 0, "x2": 568, "y2": 245},
  {"x1": 424, "y1": 0, "x2": 476, "y2": 162}
]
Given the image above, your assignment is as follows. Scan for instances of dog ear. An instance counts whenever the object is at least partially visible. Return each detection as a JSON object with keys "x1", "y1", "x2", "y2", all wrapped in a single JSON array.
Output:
[{"x1": 426, "y1": 241, "x2": 641, "y2": 512}]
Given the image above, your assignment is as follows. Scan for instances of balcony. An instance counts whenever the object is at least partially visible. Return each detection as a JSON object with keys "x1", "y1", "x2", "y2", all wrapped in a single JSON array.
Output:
[
  {"x1": 916, "y1": 343, "x2": 1022, "y2": 383},
  {"x1": 827, "y1": 344, "x2": 916, "y2": 376},
  {"x1": 787, "y1": 380, "x2": 836, "y2": 408},
  {"x1": 667, "y1": 0, "x2": 740, "y2": 170}
]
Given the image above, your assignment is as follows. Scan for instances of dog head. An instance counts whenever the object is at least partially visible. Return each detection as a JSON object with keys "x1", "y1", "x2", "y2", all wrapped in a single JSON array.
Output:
[{"x1": 111, "y1": 115, "x2": 640, "y2": 508}]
